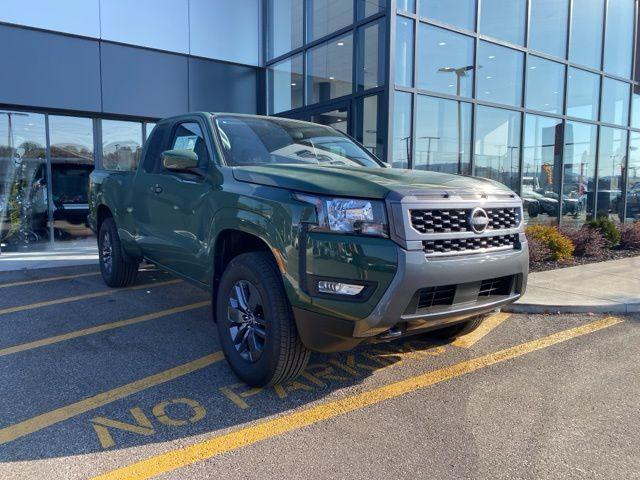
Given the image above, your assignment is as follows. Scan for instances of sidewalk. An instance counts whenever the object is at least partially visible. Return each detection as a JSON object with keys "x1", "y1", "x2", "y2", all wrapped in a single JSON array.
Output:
[
  {"x1": 505, "y1": 256, "x2": 640, "y2": 314},
  {"x1": 0, "y1": 244, "x2": 98, "y2": 272}
]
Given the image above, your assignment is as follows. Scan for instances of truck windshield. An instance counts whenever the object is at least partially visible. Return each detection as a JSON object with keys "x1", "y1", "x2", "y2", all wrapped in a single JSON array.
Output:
[{"x1": 214, "y1": 115, "x2": 383, "y2": 168}]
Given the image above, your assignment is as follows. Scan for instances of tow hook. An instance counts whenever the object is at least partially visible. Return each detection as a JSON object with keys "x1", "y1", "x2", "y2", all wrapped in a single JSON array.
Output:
[{"x1": 377, "y1": 326, "x2": 403, "y2": 341}]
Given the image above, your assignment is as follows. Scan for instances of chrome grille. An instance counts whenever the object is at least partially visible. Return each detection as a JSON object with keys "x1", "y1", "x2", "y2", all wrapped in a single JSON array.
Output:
[
  {"x1": 422, "y1": 234, "x2": 518, "y2": 256},
  {"x1": 410, "y1": 207, "x2": 521, "y2": 234}
]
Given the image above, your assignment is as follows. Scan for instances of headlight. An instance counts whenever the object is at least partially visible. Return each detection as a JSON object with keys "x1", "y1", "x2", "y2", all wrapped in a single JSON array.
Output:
[{"x1": 294, "y1": 193, "x2": 388, "y2": 237}]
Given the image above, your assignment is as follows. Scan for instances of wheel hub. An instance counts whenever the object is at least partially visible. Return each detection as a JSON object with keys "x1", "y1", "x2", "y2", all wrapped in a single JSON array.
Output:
[
  {"x1": 101, "y1": 231, "x2": 113, "y2": 275},
  {"x1": 227, "y1": 280, "x2": 266, "y2": 363}
]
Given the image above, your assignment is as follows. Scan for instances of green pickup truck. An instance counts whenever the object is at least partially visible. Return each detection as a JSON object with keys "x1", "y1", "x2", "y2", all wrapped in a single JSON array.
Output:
[{"x1": 89, "y1": 112, "x2": 528, "y2": 386}]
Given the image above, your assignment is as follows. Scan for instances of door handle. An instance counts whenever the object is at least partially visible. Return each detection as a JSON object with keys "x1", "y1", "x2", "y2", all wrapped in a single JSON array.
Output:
[{"x1": 151, "y1": 184, "x2": 163, "y2": 194}]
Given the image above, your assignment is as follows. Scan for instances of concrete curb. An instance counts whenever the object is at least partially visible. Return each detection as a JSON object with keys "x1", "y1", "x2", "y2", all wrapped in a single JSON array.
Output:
[{"x1": 504, "y1": 302, "x2": 640, "y2": 315}]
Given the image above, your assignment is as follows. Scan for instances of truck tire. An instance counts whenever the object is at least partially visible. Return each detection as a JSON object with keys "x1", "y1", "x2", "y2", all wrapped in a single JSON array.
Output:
[
  {"x1": 98, "y1": 217, "x2": 139, "y2": 288},
  {"x1": 216, "y1": 252, "x2": 310, "y2": 387},
  {"x1": 429, "y1": 314, "x2": 488, "y2": 340}
]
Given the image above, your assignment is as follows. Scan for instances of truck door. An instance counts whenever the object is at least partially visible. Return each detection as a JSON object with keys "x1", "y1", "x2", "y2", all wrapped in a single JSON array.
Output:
[{"x1": 132, "y1": 119, "x2": 215, "y2": 283}]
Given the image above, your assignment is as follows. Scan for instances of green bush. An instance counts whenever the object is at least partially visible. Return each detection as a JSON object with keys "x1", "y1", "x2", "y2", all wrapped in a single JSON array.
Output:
[
  {"x1": 525, "y1": 225, "x2": 575, "y2": 262},
  {"x1": 586, "y1": 217, "x2": 621, "y2": 246}
]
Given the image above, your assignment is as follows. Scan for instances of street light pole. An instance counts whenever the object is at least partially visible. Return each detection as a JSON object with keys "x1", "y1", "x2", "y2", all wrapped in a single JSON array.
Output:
[{"x1": 438, "y1": 66, "x2": 474, "y2": 175}]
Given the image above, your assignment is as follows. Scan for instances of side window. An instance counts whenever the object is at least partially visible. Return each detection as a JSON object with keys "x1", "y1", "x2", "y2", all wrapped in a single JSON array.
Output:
[
  {"x1": 168, "y1": 122, "x2": 210, "y2": 170},
  {"x1": 143, "y1": 123, "x2": 170, "y2": 173}
]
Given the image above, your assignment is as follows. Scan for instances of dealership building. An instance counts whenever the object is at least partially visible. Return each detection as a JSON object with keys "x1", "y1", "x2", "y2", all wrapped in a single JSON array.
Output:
[{"x1": 1, "y1": 0, "x2": 639, "y2": 253}]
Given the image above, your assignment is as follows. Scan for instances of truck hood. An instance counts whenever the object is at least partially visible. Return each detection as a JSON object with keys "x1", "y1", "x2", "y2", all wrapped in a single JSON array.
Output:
[{"x1": 232, "y1": 164, "x2": 514, "y2": 199}]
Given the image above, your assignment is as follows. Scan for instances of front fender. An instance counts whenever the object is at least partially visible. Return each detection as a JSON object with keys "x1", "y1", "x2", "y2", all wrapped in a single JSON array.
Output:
[{"x1": 206, "y1": 202, "x2": 311, "y2": 311}]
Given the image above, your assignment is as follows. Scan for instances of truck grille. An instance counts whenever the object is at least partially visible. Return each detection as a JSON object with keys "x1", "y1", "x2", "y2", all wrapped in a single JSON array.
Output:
[
  {"x1": 417, "y1": 284, "x2": 456, "y2": 309},
  {"x1": 479, "y1": 275, "x2": 514, "y2": 297},
  {"x1": 422, "y1": 234, "x2": 518, "y2": 256},
  {"x1": 410, "y1": 207, "x2": 521, "y2": 234}
]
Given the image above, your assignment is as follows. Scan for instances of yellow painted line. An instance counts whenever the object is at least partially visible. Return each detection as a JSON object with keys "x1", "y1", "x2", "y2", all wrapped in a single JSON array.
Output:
[
  {"x1": 0, "y1": 301, "x2": 210, "y2": 357},
  {"x1": 0, "y1": 271, "x2": 100, "y2": 289},
  {"x1": 0, "y1": 351, "x2": 224, "y2": 446},
  {"x1": 92, "y1": 316, "x2": 623, "y2": 480},
  {"x1": 0, "y1": 279, "x2": 181, "y2": 317},
  {"x1": 452, "y1": 312, "x2": 511, "y2": 348}
]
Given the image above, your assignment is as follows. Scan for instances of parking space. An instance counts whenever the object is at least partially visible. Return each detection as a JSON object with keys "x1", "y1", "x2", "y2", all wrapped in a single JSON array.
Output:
[{"x1": 0, "y1": 266, "x2": 638, "y2": 479}]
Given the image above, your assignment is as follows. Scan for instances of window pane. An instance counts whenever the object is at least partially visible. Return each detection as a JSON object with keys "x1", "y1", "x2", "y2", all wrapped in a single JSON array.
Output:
[
  {"x1": 474, "y1": 106, "x2": 521, "y2": 191},
  {"x1": 632, "y1": 87, "x2": 640, "y2": 129},
  {"x1": 479, "y1": 0, "x2": 526, "y2": 45},
  {"x1": 307, "y1": 0, "x2": 353, "y2": 42},
  {"x1": 309, "y1": 109, "x2": 348, "y2": 132},
  {"x1": 306, "y1": 34, "x2": 353, "y2": 104},
  {"x1": 603, "y1": 0, "x2": 634, "y2": 78},
  {"x1": 529, "y1": 0, "x2": 568, "y2": 58},
  {"x1": 355, "y1": 95, "x2": 384, "y2": 158},
  {"x1": 562, "y1": 121, "x2": 597, "y2": 227},
  {"x1": 267, "y1": 0, "x2": 303, "y2": 59},
  {"x1": 597, "y1": 127, "x2": 627, "y2": 220},
  {"x1": 414, "y1": 95, "x2": 472, "y2": 174},
  {"x1": 395, "y1": 17, "x2": 414, "y2": 87},
  {"x1": 626, "y1": 131, "x2": 640, "y2": 221},
  {"x1": 419, "y1": 0, "x2": 475, "y2": 31},
  {"x1": 601, "y1": 77, "x2": 630, "y2": 126},
  {"x1": 526, "y1": 56, "x2": 565, "y2": 114},
  {"x1": 268, "y1": 55, "x2": 304, "y2": 114},
  {"x1": 357, "y1": 0, "x2": 385, "y2": 19},
  {"x1": 101, "y1": 120, "x2": 142, "y2": 172},
  {"x1": 569, "y1": 0, "x2": 604, "y2": 69},
  {"x1": 417, "y1": 25, "x2": 474, "y2": 98},
  {"x1": 49, "y1": 115, "x2": 95, "y2": 242},
  {"x1": 145, "y1": 123, "x2": 156, "y2": 140},
  {"x1": 358, "y1": 18, "x2": 386, "y2": 91},
  {"x1": 566, "y1": 67, "x2": 600, "y2": 121},
  {"x1": 398, "y1": 0, "x2": 415, "y2": 13},
  {"x1": 477, "y1": 42, "x2": 524, "y2": 107},
  {"x1": 522, "y1": 114, "x2": 563, "y2": 225},
  {"x1": 392, "y1": 91, "x2": 412, "y2": 168},
  {"x1": 0, "y1": 111, "x2": 49, "y2": 250}
]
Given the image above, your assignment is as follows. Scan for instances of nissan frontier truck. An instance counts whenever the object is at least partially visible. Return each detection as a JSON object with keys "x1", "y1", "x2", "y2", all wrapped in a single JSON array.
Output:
[{"x1": 89, "y1": 113, "x2": 528, "y2": 386}]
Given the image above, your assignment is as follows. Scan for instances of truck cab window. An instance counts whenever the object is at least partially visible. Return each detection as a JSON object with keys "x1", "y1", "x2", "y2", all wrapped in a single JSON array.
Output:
[
  {"x1": 169, "y1": 122, "x2": 210, "y2": 170},
  {"x1": 143, "y1": 123, "x2": 170, "y2": 173}
]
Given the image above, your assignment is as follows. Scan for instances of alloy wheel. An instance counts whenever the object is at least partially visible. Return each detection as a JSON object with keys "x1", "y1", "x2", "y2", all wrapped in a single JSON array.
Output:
[
  {"x1": 227, "y1": 280, "x2": 267, "y2": 362},
  {"x1": 101, "y1": 231, "x2": 113, "y2": 275}
]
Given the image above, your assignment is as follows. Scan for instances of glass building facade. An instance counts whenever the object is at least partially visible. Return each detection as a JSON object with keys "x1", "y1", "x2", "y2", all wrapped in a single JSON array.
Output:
[
  {"x1": 267, "y1": 0, "x2": 640, "y2": 228},
  {"x1": 0, "y1": 113, "x2": 155, "y2": 250},
  {"x1": 3, "y1": 0, "x2": 640, "y2": 254},
  {"x1": 0, "y1": 0, "x2": 261, "y2": 253}
]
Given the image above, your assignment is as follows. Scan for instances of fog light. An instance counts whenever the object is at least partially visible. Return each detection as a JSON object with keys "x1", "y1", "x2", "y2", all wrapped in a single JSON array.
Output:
[{"x1": 317, "y1": 281, "x2": 365, "y2": 296}]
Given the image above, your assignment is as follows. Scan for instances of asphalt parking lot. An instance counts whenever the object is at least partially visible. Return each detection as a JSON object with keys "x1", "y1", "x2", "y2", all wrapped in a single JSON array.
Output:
[{"x1": 0, "y1": 264, "x2": 638, "y2": 480}]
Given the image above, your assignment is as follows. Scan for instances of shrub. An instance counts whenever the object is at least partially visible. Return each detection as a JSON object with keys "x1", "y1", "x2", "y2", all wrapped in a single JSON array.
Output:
[
  {"x1": 525, "y1": 225, "x2": 575, "y2": 262},
  {"x1": 527, "y1": 235, "x2": 552, "y2": 263},
  {"x1": 560, "y1": 227, "x2": 607, "y2": 257},
  {"x1": 586, "y1": 217, "x2": 621, "y2": 246},
  {"x1": 620, "y1": 222, "x2": 640, "y2": 250}
]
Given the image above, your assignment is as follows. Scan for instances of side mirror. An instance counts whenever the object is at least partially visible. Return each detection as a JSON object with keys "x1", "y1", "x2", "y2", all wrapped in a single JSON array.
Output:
[{"x1": 162, "y1": 149, "x2": 199, "y2": 172}]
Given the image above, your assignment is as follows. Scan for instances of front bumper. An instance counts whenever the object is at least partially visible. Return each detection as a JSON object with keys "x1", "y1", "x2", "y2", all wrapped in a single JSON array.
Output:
[{"x1": 293, "y1": 240, "x2": 528, "y2": 353}]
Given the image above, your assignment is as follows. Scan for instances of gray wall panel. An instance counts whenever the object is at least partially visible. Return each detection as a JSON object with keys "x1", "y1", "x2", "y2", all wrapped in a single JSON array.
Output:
[
  {"x1": 100, "y1": 0, "x2": 189, "y2": 54},
  {"x1": 189, "y1": 58, "x2": 258, "y2": 114},
  {"x1": 189, "y1": 0, "x2": 261, "y2": 66},
  {"x1": 0, "y1": 25, "x2": 101, "y2": 111},
  {"x1": 0, "y1": 0, "x2": 100, "y2": 38},
  {"x1": 101, "y1": 43, "x2": 189, "y2": 118}
]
